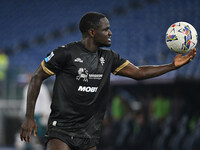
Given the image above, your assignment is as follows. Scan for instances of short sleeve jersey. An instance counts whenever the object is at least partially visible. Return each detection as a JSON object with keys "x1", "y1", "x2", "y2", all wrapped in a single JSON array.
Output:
[{"x1": 41, "y1": 41, "x2": 129, "y2": 139}]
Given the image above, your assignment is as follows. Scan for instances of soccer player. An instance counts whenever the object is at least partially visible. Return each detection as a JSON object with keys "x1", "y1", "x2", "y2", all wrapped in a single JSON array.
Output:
[{"x1": 20, "y1": 12, "x2": 196, "y2": 150}]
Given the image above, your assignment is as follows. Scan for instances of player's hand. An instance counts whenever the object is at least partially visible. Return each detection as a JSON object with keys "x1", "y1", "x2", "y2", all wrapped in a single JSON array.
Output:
[
  {"x1": 20, "y1": 118, "x2": 37, "y2": 143},
  {"x1": 173, "y1": 48, "x2": 196, "y2": 68}
]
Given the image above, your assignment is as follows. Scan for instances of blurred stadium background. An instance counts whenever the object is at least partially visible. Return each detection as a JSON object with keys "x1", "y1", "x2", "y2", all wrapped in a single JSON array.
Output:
[{"x1": 0, "y1": 0, "x2": 200, "y2": 150}]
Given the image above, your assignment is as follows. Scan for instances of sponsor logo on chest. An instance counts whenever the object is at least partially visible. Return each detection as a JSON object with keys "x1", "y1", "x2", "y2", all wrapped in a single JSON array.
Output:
[
  {"x1": 78, "y1": 86, "x2": 98, "y2": 93},
  {"x1": 76, "y1": 68, "x2": 103, "y2": 82}
]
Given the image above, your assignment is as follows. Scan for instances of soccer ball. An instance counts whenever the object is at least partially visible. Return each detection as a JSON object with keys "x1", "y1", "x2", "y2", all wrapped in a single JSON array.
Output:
[{"x1": 165, "y1": 21, "x2": 198, "y2": 54}]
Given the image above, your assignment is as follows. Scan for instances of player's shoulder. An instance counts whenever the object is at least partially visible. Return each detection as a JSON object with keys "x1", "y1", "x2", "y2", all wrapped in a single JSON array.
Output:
[
  {"x1": 53, "y1": 41, "x2": 80, "y2": 56},
  {"x1": 99, "y1": 47, "x2": 113, "y2": 53},
  {"x1": 99, "y1": 48, "x2": 117, "y2": 56},
  {"x1": 57, "y1": 41, "x2": 79, "y2": 50}
]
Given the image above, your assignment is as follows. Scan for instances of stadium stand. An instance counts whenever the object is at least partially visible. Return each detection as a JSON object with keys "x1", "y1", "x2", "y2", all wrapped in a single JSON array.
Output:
[
  {"x1": 0, "y1": 0, "x2": 200, "y2": 149},
  {"x1": 0, "y1": 0, "x2": 199, "y2": 79}
]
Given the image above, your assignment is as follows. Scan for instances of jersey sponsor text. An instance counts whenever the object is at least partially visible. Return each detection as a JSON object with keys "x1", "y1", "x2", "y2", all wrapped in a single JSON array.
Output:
[{"x1": 78, "y1": 86, "x2": 98, "y2": 92}]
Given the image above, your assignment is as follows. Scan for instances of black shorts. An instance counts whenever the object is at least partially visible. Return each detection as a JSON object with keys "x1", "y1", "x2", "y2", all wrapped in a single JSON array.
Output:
[{"x1": 44, "y1": 129, "x2": 99, "y2": 150}]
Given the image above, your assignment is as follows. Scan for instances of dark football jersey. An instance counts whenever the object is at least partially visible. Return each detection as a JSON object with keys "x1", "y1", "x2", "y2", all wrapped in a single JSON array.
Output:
[{"x1": 41, "y1": 41, "x2": 129, "y2": 138}]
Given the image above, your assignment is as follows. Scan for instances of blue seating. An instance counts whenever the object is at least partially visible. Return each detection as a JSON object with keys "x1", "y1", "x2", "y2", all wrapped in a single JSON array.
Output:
[{"x1": 0, "y1": 0, "x2": 199, "y2": 78}]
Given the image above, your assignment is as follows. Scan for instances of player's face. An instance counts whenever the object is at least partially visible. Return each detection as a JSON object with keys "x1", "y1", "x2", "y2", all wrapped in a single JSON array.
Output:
[{"x1": 94, "y1": 17, "x2": 112, "y2": 47}]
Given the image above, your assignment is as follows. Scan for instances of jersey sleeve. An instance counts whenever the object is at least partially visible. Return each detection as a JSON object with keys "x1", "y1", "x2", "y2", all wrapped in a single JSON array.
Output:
[
  {"x1": 41, "y1": 46, "x2": 69, "y2": 75},
  {"x1": 111, "y1": 50, "x2": 130, "y2": 75}
]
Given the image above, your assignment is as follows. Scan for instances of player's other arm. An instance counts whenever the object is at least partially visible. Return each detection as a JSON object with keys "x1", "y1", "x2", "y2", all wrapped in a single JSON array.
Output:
[
  {"x1": 20, "y1": 65, "x2": 51, "y2": 143},
  {"x1": 118, "y1": 48, "x2": 196, "y2": 80}
]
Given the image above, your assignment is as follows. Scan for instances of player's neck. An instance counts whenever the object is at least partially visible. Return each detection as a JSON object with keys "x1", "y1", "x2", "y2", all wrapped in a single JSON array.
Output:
[{"x1": 81, "y1": 38, "x2": 98, "y2": 53}]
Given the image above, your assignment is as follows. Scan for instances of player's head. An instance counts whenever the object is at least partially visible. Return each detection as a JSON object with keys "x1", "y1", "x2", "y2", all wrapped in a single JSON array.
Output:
[
  {"x1": 79, "y1": 12, "x2": 112, "y2": 47},
  {"x1": 79, "y1": 12, "x2": 106, "y2": 34}
]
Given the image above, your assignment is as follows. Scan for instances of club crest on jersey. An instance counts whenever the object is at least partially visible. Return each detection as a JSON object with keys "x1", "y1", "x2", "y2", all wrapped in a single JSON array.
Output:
[
  {"x1": 100, "y1": 57, "x2": 105, "y2": 66},
  {"x1": 76, "y1": 68, "x2": 88, "y2": 82},
  {"x1": 45, "y1": 52, "x2": 54, "y2": 62}
]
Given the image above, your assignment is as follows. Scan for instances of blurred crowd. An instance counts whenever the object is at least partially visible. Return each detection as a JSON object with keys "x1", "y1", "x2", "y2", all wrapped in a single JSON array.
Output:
[
  {"x1": 0, "y1": 48, "x2": 9, "y2": 98},
  {"x1": 98, "y1": 87, "x2": 200, "y2": 150}
]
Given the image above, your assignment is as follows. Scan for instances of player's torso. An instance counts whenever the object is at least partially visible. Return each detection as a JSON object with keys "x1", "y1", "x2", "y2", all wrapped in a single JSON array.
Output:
[
  {"x1": 53, "y1": 42, "x2": 112, "y2": 105},
  {"x1": 60, "y1": 42, "x2": 111, "y2": 90}
]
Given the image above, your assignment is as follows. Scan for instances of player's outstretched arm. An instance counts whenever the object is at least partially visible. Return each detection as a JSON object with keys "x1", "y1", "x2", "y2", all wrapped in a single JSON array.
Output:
[
  {"x1": 20, "y1": 65, "x2": 51, "y2": 143},
  {"x1": 117, "y1": 48, "x2": 196, "y2": 80}
]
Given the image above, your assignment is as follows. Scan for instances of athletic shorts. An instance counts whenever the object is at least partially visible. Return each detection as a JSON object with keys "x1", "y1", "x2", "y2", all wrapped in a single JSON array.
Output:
[{"x1": 44, "y1": 129, "x2": 99, "y2": 150}]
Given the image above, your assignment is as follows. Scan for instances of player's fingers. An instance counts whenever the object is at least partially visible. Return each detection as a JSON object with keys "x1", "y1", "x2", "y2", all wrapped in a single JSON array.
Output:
[
  {"x1": 192, "y1": 48, "x2": 196, "y2": 57},
  {"x1": 27, "y1": 129, "x2": 32, "y2": 143},
  {"x1": 188, "y1": 48, "x2": 196, "y2": 60},
  {"x1": 22, "y1": 134, "x2": 28, "y2": 142},
  {"x1": 189, "y1": 48, "x2": 196, "y2": 56},
  {"x1": 33, "y1": 120, "x2": 38, "y2": 136},
  {"x1": 20, "y1": 128, "x2": 28, "y2": 142},
  {"x1": 20, "y1": 129, "x2": 24, "y2": 141},
  {"x1": 34, "y1": 125, "x2": 38, "y2": 136},
  {"x1": 177, "y1": 53, "x2": 182, "y2": 57}
]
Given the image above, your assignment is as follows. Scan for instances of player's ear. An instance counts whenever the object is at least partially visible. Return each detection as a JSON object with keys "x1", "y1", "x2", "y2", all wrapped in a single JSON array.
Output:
[{"x1": 88, "y1": 28, "x2": 95, "y2": 38}]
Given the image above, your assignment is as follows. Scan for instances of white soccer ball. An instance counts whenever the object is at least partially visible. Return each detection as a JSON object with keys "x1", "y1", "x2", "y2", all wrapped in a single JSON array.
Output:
[{"x1": 165, "y1": 21, "x2": 198, "y2": 54}]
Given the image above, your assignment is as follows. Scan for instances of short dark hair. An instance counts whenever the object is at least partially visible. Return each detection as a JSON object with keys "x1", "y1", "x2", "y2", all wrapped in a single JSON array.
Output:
[{"x1": 79, "y1": 12, "x2": 106, "y2": 34}]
